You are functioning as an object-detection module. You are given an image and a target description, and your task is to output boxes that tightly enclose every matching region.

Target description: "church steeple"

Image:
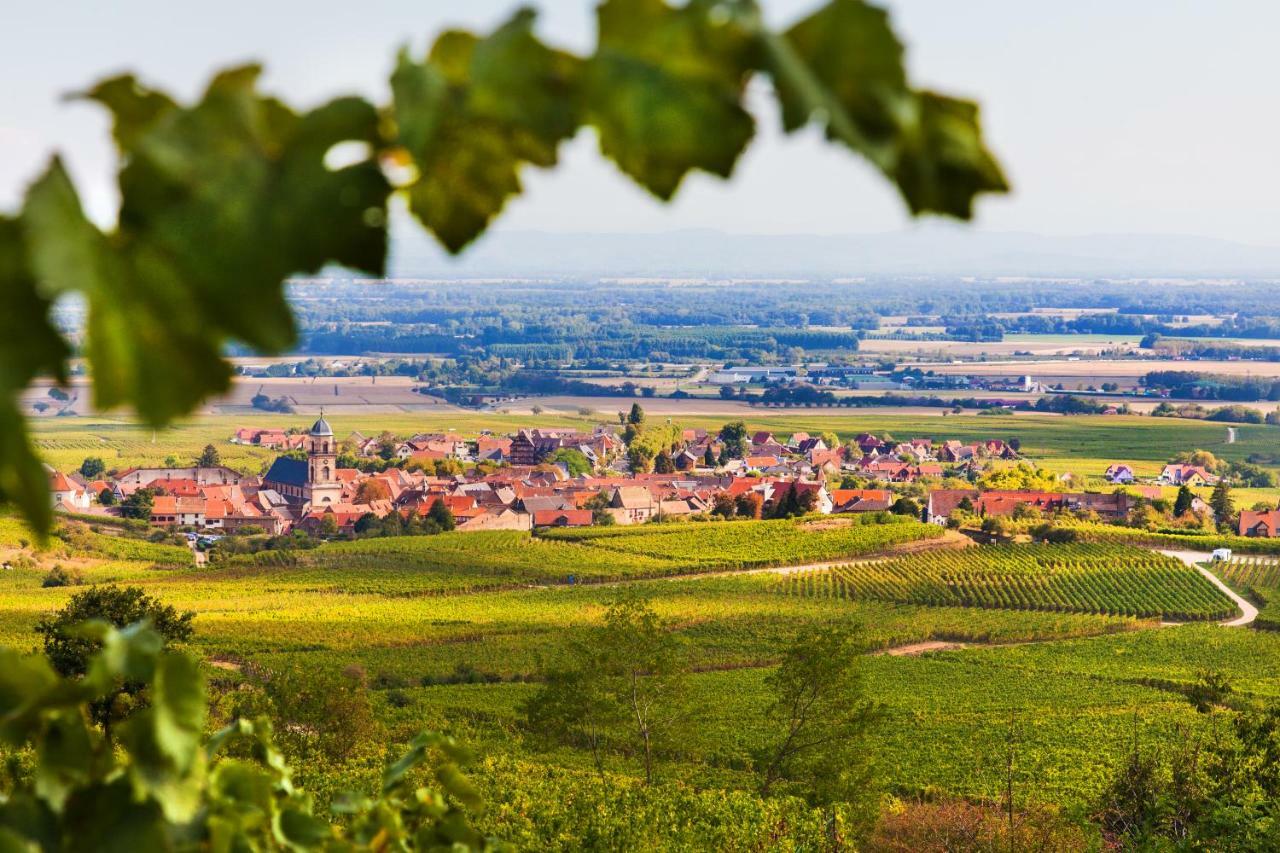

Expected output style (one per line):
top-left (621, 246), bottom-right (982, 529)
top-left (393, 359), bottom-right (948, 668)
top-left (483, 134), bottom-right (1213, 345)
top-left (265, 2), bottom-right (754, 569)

top-left (305, 409), bottom-right (341, 506)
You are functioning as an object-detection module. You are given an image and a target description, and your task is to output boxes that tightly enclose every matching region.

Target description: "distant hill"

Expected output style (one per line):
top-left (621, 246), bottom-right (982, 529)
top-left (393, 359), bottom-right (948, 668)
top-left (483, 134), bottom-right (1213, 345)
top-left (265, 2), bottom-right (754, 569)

top-left (387, 223), bottom-right (1280, 279)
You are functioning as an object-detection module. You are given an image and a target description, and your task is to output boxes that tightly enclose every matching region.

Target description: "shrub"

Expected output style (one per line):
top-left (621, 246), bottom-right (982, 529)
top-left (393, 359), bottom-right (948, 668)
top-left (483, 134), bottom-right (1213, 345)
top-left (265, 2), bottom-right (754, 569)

top-left (40, 563), bottom-right (83, 588)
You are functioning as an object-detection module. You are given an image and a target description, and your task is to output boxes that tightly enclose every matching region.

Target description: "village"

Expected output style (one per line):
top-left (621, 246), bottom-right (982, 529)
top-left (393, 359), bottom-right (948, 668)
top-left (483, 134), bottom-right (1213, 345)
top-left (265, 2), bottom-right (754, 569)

top-left (41, 406), bottom-right (1277, 543)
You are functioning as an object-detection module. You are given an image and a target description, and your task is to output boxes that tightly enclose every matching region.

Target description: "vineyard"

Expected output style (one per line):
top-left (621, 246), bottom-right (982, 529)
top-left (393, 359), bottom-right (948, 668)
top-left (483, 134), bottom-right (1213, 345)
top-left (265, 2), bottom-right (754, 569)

top-left (221, 517), bottom-right (948, 594)
top-left (1062, 521), bottom-right (1280, 555)
top-left (1216, 556), bottom-right (1280, 631)
top-left (539, 515), bottom-right (944, 571)
top-left (1217, 555), bottom-right (1280, 590)
top-left (781, 544), bottom-right (1237, 621)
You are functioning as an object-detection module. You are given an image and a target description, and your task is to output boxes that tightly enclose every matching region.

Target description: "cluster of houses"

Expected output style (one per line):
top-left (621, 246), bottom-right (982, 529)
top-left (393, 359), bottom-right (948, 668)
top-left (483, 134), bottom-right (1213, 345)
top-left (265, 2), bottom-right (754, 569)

top-left (46, 419), bottom-right (1034, 537)
top-left (1104, 462), bottom-right (1220, 487)
top-left (52, 416), bottom-right (1278, 540)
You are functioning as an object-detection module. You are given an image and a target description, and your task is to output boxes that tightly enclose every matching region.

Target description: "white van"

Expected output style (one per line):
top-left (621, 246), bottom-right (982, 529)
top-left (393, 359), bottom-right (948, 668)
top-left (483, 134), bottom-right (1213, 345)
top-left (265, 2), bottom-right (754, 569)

top-left (1211, 548), bottom-right (1232, 562)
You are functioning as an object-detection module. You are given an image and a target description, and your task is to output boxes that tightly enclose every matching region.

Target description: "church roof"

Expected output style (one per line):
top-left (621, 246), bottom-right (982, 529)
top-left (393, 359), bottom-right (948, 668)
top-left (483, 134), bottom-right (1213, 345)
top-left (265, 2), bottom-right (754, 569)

top-left (263, 456), bottom-right (308, 488)
top-left (310, 416), bottom-right (333, 437)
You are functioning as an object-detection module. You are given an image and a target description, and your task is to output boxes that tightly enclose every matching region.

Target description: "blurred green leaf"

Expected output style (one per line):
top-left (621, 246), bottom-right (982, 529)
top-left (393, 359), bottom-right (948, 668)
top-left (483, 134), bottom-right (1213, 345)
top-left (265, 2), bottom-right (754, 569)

top-left (274, 806), bottom-right (334, 847)
top-left (34, 712), bottom-right (95, 812)
top-left (394, 9), bottom-right (583, 253)
top-left (150, 652), bottom-right (206, 771)
top-left (587, 0), bottom-right (756, 199)
top-left (0, 826), bottom-right (35, 853)
top-left (80, 620), bottom-right (163, 690)
top-left (118, 653), bottom-right (207, 822)
top-left (0, 650), bottom-right (59, 745)
top-left (0, 216), bottom-right (68, 537)
top-left (22, 69), bottom-right (389, 426)
top-left (76, 75), bottom-right (177, 151)
top-left (0, 794), bottom-right (58, 851)
top-left (895, 91), bottom-right (1009, 219)
top-left (765, 0), bottom-right (1006, 217)
top-left (60, 779), bottom-right (168, 853)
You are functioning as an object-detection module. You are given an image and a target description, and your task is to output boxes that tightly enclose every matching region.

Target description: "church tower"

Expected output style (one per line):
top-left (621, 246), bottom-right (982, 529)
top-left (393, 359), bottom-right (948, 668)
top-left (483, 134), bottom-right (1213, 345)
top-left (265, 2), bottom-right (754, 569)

top-left (305, 412), bottom-right (342, 506)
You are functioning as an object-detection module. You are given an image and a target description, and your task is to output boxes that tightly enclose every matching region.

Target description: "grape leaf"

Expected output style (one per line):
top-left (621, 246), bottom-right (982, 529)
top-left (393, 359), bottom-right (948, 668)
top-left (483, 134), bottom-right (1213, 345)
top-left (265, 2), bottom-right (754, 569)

top-left (0, 216), bottom-right (68, 537)
top-left (587, 0), bottom-right (756, 200)
top-left (22, 69), bottom-right (390, 426)
top-left (393, 9), bottom-right (582, 253)
top-left (894, 91), bottom-right (1009, 219)
top-left (767, 0), bottom-right (1007, 217)
top-left (74, 75), bottom-right (176, 151)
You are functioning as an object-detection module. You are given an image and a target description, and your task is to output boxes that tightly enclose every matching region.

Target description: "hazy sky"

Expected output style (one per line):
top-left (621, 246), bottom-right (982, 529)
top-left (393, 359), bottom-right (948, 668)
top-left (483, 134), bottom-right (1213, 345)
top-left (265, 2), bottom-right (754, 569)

top-left (5, 1), bottom-right (1280, 245)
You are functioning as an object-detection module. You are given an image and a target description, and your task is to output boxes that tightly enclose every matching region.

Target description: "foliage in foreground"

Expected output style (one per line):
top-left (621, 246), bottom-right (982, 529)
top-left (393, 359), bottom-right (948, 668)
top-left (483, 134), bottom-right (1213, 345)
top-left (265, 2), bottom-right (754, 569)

top-left (0, 0), bottom-right (1007, 535)
top-left (1093, 694), bottom-right (1280, 849)
top-left (0, 622), bottom-right (495, 850)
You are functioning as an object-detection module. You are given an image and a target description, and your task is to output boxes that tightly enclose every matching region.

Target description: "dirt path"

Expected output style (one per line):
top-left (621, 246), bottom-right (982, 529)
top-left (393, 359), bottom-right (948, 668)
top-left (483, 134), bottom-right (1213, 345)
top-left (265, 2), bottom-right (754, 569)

top-left (1158, 549), bottom-right (1258, 627)
top-left (873, 641), bottom-right (969, 657)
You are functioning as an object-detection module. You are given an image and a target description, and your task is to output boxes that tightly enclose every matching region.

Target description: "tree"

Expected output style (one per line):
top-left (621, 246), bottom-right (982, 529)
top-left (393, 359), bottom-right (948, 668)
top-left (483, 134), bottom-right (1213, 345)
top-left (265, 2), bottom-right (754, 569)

top-left (719, 421), bottom-right (748, 459)
top-left (703, 445), bottom-right (717, 468)
top-left (98, 487), bottom-right (116, 506)
top-left (196, 443), bottom-right (221, 467)
top-left (890, 497), bottom-right (920, 518)
top-left (1210, 479), bottom-right (1234, 527)
top-left (353, 511), bottom-right (382, 535)
top-left (1173, 485), bottom-right (1194, 517)
top-left (820, 431), bottom-right (840, 451)
top-left (427, 497), bottom-right (457, 531)
top-left (319, 513), bottom-right (340, 537)
top-left (758, 625), bottom-right (880, 822)
top-left (978, 462), bottom-right (1061, 492)
top-left (628, 403), bottom-right (646, 426)
top-left (526, 597), bottom-right (687, 785)
top-left (771, 484), bottom-right (815, 519)
top-left (584, 491), bottom-right (616, 526)
top-left (265, 663), bottom-right (382, 763)
top-left (711, 493), bottom-right (737, 518)
top-left (736, 492), bottom-right (764, 519)
top-left (628, 446), bottom-right (655, 474)
top-left (522, 647), bottom-right (622, 777)
top-left (597, 597), bottom-right (687, 784)
top-left (0, 3), bottom-right (1005, 536)
top-left (550, 447), bottom-right (592, 476)
top-left (1173, 449), bottom-right (1221, 472)
top-left (120, 486), bottom-right (155, 520)
top-left (377, 431), bottom-right (398, 461)
top-left (34, 585), bottom-right (194, 726)
top-left (355, 478), bottom-right (391, 504)
top-left (79, 456), bottom-right (105, 478)
top-left (653, 449), bottom-right (675, 474)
